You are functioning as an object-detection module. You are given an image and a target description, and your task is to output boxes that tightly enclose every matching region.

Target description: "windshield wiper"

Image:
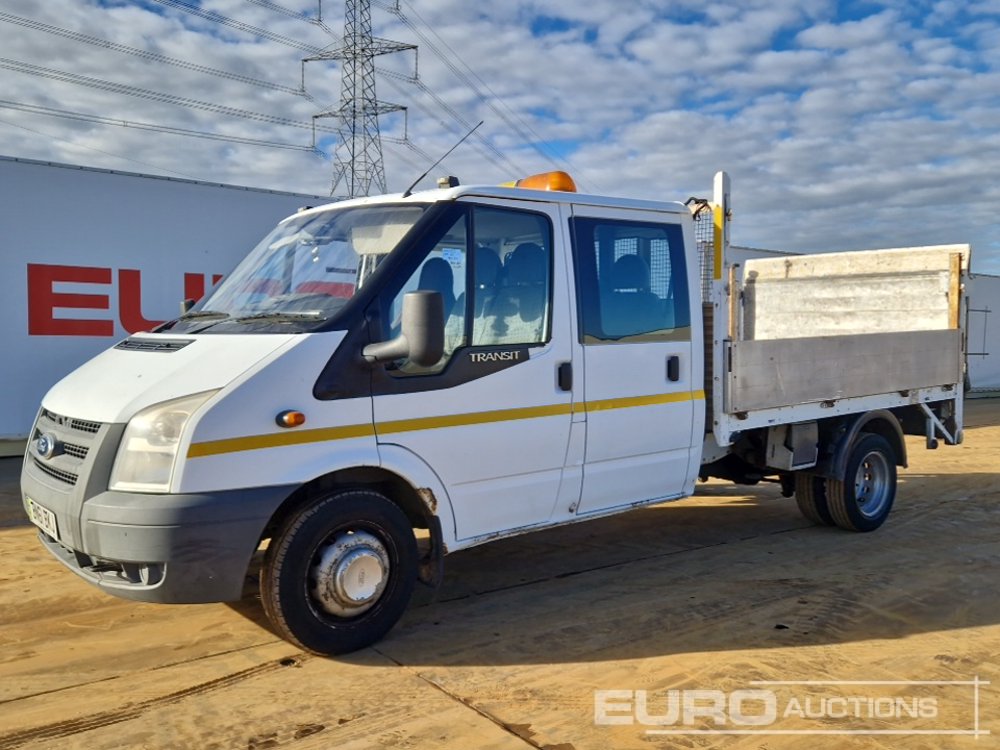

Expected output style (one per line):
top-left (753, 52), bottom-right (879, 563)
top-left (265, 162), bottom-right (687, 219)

top-left (179, 309), bottom-right (230, 320)
top-left (233, 311), bottom-right (325, 323)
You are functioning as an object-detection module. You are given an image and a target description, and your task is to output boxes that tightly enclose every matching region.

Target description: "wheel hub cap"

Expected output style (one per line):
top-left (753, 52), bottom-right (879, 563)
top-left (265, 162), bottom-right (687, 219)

top-left (311, 531), bottom-right (390, 617)
top-left (854, 451), bottom-right (890, 519)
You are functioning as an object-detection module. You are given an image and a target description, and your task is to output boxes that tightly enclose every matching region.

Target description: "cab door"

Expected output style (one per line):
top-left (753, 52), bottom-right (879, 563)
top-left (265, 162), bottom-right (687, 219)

top-left (369, 199), bottom-right (575, 541)
top-left (569, 205), bottom-right (702, 515)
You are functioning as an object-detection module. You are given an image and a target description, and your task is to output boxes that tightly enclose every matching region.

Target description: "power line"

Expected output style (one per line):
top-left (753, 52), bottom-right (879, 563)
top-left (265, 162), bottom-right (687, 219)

top-left (0, 115), bottom-right (203, 179)
top-left (0, 11), bottom-right (304, 96)
top-left (1, 1), bottom-right (501, 188)
top-left (383, 0), bottom-right (596, 189)
top-left (0, 99), bottom-right (321, 151)
top-left (151, 0), bottom-right (319, 52)
top-left (0, 57), bottom-right (337, 133)
top-left (375, 68), bottom-right (516, 172)
top-left (235, 0), bottom-right (511, 190)
top-left (0, 56), bottom-right (425, 165)
top-left (152, 0), bottom-right (443, 175)
top-left (150, 0), bottom-right (514, 178)
top-left (243, 0), bottom-right (336, 36)
top-left (266, 0), bottom-right (525, 175)
top-left (243, 0), bottom-right (314, 22)
top-left (375, 4), bottom-right (551, 158)
top-left (237, 0), bottom-right (520, 173)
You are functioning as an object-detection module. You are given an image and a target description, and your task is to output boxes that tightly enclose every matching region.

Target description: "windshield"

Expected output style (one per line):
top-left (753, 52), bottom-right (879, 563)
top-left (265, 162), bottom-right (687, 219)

top-left (187, 204), bottom-right (426, 327)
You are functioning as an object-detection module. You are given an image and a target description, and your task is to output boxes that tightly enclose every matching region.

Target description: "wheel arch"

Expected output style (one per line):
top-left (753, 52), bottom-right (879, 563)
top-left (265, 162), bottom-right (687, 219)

top-left (258, 457), bottom-right (453, 587)
top-left (819, 409), bottom-right (907, 480)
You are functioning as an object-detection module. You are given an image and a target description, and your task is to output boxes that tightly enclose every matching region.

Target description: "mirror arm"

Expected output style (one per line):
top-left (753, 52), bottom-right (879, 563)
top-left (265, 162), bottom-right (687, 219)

top-left (361, 290), bottom-right (444, 368)
top-left (362, 336), bottom-right (410, 364)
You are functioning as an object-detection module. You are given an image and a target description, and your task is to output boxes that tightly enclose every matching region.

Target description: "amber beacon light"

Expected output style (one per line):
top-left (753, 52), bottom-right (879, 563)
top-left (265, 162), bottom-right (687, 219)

top-left (502, 171), bottom-right (577, 192)
top-left (276, 410), bottom-right (306, 428)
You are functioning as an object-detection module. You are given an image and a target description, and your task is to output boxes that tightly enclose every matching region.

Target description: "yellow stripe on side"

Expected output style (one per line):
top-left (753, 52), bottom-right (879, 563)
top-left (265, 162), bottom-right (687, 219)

top-left (187, 422), bottom-right (375, 458)
top-left (379, 402), bottom-right (572, 435)
top-left (186, 390), bottom-right (706, 458)
top-left (584, 390), bottom-right (705, 413)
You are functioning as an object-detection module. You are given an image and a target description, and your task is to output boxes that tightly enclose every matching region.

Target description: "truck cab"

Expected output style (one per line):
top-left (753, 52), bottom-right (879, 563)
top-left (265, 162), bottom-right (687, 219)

top-left (22, 172), bottom-right (708, 654)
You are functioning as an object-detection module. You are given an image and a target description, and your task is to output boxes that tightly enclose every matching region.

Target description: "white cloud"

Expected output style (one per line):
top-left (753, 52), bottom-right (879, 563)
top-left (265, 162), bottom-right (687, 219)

top-left (797, 10), bottom-right (903, 49)
top-left (0, 0), bottom-right (998, 273)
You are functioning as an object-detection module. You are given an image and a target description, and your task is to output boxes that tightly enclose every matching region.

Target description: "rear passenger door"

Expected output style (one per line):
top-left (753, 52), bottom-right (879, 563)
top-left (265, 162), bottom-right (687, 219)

top-left (570, 206), bottom-right (701, 515)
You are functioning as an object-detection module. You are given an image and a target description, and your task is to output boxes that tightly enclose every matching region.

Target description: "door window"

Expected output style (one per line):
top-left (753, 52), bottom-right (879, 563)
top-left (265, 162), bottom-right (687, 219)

top-left (385, 205), bottom-right (553, 376)
top-left (571, 217), bottom-right (690, 343)
top-left (389, 214), bottom-right (468, 374)
top-left (469, 207), bottom-right (552, 348)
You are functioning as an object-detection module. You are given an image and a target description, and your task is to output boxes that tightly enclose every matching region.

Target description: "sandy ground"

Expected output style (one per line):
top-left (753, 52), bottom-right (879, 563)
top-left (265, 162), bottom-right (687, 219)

top-left (0, 401), bottom-right (997, 750)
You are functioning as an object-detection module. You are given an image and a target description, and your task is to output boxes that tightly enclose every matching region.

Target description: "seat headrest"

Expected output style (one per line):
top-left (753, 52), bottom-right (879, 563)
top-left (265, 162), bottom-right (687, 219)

top-left (418, 257), bottom-right (454, 296)
top-left (611, 254), bottom-right (650, 291)
top-left (475, 246), bottom-right (502, 288)
top-left (505, 242), bottom-right (546, 286)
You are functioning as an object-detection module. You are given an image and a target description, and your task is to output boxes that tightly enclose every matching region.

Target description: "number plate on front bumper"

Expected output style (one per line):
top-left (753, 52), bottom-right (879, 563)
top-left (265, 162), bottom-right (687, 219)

top-left (26, 497), bottom-right (59, 540)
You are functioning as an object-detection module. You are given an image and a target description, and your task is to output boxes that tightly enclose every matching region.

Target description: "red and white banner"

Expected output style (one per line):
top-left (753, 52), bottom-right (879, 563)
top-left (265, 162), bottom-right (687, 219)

top-left (1, 156), bottom-right (325, 446)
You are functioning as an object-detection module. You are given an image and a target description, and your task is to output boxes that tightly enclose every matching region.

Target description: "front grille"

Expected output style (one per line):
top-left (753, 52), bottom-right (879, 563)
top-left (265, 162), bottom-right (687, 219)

top-left (32, 456), bottom-right (78, 485)
top-left (40, 409), bottom-right (102, 435)
top-left (63, 442), bottom-right (89, 460)
top-left (31, 409), bottom-right (107, 489)
top-left (69, 418), bottom-right (101, 434)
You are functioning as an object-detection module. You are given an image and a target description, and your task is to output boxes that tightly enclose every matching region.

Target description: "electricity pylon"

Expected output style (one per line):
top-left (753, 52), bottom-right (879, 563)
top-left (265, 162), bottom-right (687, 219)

top-left (305, 0), bottom-right (414, 197)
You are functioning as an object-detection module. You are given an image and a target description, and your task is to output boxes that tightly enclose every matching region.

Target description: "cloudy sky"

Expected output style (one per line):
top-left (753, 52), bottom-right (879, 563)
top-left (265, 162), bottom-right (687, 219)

top-left (1, 0), bottom-right (998, 273)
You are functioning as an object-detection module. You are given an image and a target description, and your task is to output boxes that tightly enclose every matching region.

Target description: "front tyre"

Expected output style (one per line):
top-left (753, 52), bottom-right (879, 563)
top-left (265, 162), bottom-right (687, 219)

top-left (260, 489), bottom-right (418, 655)
top-left (826, 434), bottom-right (897, 532)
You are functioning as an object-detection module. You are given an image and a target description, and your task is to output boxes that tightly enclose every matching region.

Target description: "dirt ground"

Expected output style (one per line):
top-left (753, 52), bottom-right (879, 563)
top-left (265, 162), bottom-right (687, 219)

top-left (0, 400), bottom-right (997, 750)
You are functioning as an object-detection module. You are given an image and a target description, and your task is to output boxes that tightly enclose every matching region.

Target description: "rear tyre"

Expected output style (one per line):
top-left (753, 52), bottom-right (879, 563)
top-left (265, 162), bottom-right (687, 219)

top-left (794, 473), bottom-right (834, 526)
top-left (826, 434), bottom-right (897, 532)
top-left (260, 489), bottom-right (418, 655)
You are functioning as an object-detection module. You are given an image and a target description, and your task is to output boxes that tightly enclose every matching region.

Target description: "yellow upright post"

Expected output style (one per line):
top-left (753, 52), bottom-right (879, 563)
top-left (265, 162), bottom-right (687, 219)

top-left (712, 171), bottom-right (730, 281)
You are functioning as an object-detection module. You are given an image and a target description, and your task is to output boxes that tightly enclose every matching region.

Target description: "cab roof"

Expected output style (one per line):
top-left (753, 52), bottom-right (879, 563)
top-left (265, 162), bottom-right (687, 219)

top-left (291, 181), bottom-right (690, 221)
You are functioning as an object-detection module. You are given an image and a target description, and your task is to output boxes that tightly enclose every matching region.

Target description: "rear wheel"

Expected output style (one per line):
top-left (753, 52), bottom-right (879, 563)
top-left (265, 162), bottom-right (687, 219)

top-left (794, 473), bottom-right (834, 526)
top-left (826, 434), bottom-right (897, 532)
top-left (260, 489), bottom-right (418, 655)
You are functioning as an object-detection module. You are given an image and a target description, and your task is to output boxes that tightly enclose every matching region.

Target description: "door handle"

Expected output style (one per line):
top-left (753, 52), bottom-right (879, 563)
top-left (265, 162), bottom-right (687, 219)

top-left (558, 362), bottom-right (573, 391)
top-left (667, 355), bottom-right (680, 382)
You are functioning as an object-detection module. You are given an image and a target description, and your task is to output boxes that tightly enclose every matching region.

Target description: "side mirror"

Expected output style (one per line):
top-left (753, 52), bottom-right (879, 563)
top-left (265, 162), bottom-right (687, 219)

top-left (363, 290), bottom-right (444, 367)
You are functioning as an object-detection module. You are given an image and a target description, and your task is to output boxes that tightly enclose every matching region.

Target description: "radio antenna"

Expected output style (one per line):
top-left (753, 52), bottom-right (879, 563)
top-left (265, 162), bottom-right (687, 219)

top-left (401, 121), bottom-right (484, 198)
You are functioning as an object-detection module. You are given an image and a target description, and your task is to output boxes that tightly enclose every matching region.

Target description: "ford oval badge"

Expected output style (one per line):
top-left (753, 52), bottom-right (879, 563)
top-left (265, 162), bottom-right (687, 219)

top-left (35, 432), bottom-right (59, 460)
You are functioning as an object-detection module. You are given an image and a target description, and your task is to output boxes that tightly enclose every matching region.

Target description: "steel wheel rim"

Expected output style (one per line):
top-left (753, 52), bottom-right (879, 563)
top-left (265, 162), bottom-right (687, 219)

top-left (854, 450), bottom-right (891, 519)
top-left (309, 530), bottom-right (390, 618)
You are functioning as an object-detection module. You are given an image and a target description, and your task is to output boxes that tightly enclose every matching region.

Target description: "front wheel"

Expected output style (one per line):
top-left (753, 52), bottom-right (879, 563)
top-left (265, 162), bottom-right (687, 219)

top-left (826, 434), bottom-right (897, 532)
top-left (260, 489), bottom-right (418, 655)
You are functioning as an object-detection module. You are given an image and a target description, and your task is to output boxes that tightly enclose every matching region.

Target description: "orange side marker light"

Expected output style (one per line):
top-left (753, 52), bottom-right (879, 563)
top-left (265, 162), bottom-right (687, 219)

top-left (276, 410), bottom-right (306, 428)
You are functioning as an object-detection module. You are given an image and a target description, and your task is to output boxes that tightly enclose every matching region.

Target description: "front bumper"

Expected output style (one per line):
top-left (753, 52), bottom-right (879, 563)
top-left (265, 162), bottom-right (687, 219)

top-left (24, 467), bottom-right (296, 603)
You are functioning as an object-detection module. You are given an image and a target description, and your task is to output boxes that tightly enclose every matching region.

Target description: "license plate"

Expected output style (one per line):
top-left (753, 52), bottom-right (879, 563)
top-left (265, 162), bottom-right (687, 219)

top-left (26, 497), bottom-right (59, 540)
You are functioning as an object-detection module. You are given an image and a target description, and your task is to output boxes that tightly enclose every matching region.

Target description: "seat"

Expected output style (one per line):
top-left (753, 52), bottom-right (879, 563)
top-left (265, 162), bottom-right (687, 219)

top-left (603, 254), bottom-right (667, 337)
top-left (446, 246), bottom-right (504, 351)
top-left (417, 257), bottom-right (456, 315)
top-left (472, 246), bottom-right (502, 313)
top-left (468, 246), bottom-right (503, 345)
top-left (483, 242), bottom-right (547, 344)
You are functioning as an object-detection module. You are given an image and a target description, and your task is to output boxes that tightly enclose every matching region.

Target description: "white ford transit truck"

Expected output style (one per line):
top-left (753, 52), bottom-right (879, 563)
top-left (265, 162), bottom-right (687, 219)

top-left (21, 171), bottom-right (968, 654)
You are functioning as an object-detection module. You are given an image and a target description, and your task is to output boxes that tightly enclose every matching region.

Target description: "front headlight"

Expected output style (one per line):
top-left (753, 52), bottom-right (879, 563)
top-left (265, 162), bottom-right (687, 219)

top-left (109, 391), bottom-right (218, 493)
